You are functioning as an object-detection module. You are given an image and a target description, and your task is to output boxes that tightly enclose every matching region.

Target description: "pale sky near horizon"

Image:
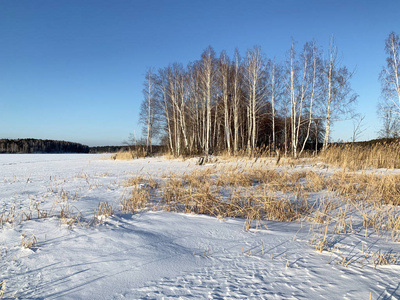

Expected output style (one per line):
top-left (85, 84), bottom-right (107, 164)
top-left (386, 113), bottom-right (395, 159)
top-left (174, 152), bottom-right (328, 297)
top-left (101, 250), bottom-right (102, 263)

top-left (0, 0), bottom-right (399, 146)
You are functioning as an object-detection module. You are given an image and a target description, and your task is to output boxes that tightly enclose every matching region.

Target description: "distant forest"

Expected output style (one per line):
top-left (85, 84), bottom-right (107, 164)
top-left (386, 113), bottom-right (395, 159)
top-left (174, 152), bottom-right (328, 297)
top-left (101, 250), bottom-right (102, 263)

top-left (0, 139), bottom-right (90, 153)
top-left (90, 145), bottom-right (165, 153)
top-left (0, 139), bottom-right (166, 154)
top-left (89, 146), bottom-right (130, 153)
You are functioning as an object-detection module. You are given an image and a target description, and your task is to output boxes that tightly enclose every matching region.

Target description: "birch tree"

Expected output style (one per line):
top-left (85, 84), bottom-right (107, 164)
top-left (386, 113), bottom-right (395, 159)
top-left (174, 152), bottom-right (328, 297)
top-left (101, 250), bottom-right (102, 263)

top-left (285, 40), bottom-right (323, 157)
top-left (268, 59), bottom-right (278, 152)
top-left (287, 41), bottom-right (300, 157)
top-left (244, 46), bottom-right (266, 151)
top-left (322, 37), bottom-right (357, 150)
top-left (139, 68), bottom-right (157, 153)
top-left (377, 102), bottom-right (400, 138)
top-left (156, 68), bottom-right (174, 154)
top-left (199, 46), bottom-right (216, 156)
top-left (218, 50), bottom-right (231, 153)
top-left (380, 32), bottom-right (400, 124)
top-left (298, 41), bottom-right (321, 157)
top-left (285, 41), bottom-right (309, 158)
top-left (232, 48), bottom-right (243, 153)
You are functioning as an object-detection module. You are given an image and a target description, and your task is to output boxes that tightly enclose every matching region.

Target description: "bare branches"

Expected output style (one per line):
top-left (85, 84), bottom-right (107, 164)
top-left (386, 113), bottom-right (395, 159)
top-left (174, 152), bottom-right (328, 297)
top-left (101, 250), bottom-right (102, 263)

top-left (352, 114), bottom-right (366, 143)
top-left (322, 37), bottom-right (358, 150)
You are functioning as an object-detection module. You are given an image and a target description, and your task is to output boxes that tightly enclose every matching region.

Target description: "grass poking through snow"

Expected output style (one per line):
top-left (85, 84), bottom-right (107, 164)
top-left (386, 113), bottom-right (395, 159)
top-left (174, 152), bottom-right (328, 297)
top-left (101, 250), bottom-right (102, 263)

top-left (121, 156), bottom-right (400, 268)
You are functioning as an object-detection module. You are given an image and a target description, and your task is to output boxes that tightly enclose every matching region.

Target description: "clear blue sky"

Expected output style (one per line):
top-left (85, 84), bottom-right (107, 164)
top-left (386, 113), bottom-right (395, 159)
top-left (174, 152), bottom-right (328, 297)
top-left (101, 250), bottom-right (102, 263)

top-left (0, 0), bottom-right (399, 146)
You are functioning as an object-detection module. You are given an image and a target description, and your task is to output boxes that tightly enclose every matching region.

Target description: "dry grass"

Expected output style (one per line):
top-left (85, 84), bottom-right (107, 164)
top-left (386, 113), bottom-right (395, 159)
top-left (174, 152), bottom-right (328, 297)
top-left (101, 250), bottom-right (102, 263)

top-left (216, 146), bottom-right (277, 160)
top-left (0, 204), bottom-right (16, 228)
top-left (125, 176), bottom-right (159, 189)
top-left (94, 202), bottom-right (114, 224)
top-left (333, 172), bottom-right (400, 206)
top-left (0, 280), bottom-right (5, 300)
top-left (371, 251), bottom-right (398, 268)
top-left (121, 186), bottom-right (150, 213)
top-left (112, 151), bottom-right (134, 160)
top-left (311, 222), bottom-right (330, 253)
top-left (59, 204), bottom-right (84, 229)
top-left (111, 148), bottom-right (147, 160)
top-left (320, 142), bottom-right (400, 170)
top-left (123, 165), bottom-right (400, 240)
top-left (130, 167), bottom-right (315, 227)
top-left (21, 233), bottom-right (38, 250)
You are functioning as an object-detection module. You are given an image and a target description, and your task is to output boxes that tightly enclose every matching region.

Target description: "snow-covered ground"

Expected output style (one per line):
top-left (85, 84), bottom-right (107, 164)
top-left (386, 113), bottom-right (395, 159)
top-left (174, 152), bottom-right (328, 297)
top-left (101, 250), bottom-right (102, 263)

top-left (0, 154), bottom-right (399, 299)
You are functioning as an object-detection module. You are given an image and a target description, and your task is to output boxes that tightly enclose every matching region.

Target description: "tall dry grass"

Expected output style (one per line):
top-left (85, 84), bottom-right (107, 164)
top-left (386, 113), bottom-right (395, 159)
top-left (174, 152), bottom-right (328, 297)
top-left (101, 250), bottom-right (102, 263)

top-left (121, 186), bottom-right (151, 213)
top-left (111, 147), bottom-right (148, 160)
top-left (319, 142), bottom-right (400, 170)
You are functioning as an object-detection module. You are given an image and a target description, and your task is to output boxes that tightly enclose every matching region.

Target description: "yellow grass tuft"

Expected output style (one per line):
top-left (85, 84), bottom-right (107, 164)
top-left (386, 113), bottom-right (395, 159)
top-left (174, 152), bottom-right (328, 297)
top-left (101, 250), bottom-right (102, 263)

top-left (0, 280), bottom-right (6, 299)
top-left (372, 251), bottom-right (398, 268)
top-left (59, 204), bottom-right (84, 229)
top-left (94, 202), bottom-right (114, 224)
top-left (21, 233), bottom-right (38, 249)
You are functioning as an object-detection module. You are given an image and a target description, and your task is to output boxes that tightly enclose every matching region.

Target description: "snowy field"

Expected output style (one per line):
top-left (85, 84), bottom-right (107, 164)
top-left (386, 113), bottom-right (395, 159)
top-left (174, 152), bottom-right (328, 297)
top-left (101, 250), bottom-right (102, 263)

top-left (1, 154), bottom-right (400, 299)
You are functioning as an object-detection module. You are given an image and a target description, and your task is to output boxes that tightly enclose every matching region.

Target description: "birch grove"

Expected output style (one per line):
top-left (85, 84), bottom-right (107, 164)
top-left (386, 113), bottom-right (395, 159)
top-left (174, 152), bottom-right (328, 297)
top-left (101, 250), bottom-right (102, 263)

top-left (139, 40), bottom-right (356, 157)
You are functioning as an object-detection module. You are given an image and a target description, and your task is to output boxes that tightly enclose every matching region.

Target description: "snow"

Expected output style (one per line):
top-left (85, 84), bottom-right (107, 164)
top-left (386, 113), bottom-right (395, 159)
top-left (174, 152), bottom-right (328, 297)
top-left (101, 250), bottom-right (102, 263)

top-left (1, 154), bottom-right (400, 299)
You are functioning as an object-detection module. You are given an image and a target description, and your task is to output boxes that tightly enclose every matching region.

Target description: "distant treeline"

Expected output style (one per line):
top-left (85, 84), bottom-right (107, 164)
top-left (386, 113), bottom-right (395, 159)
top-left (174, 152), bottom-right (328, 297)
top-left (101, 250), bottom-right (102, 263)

top-left (90, 146), bottom-right (130, 153)
top-left (90, 145), bottom-right (165, 154)
top-left (0, 139), bottom-right (90, 153)
top-left (330, 138), bottom-right (400, 148)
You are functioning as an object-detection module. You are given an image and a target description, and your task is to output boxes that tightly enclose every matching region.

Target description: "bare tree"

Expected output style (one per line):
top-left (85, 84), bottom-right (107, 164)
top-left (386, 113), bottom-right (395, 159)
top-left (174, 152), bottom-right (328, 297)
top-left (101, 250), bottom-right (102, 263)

top-left (287, 42), bottom-right (317, 158)
top-left (244, 46), bottom-right (266, 151)
top-left (186, 62), bottom-right (202, 153)
top-left (377, 102), bottom-right (400, 138)
top-left (298, 41), bottom-right (321, 157)
top-left (167, 64), bottom-right (192, 155)
top-left (218, 50), bottom-right (231, 153)
top-left (351, 114), bottom-right (366, 142)
top-left (139, 68), bottom-right (157, 153)
top-left (199, 46), bottom-right (217, 156)
top-left (288, 41), bottom-right (298, 157)
top-left (232, 48), bottom-right (243, 153)
top-left (267, 59), bottom-right (284, 152)
top-left (322, 37), bottom-right (358, 150)
top-left (380, 32), bottom-right (400, 122)
top-left (156, 68), bottom-right (174, 154)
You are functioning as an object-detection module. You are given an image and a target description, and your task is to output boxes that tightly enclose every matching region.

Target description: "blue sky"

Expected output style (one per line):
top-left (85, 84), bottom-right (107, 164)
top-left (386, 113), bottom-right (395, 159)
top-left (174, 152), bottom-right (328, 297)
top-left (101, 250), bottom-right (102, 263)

top-left (0, 0), bottom-right (399, 146)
